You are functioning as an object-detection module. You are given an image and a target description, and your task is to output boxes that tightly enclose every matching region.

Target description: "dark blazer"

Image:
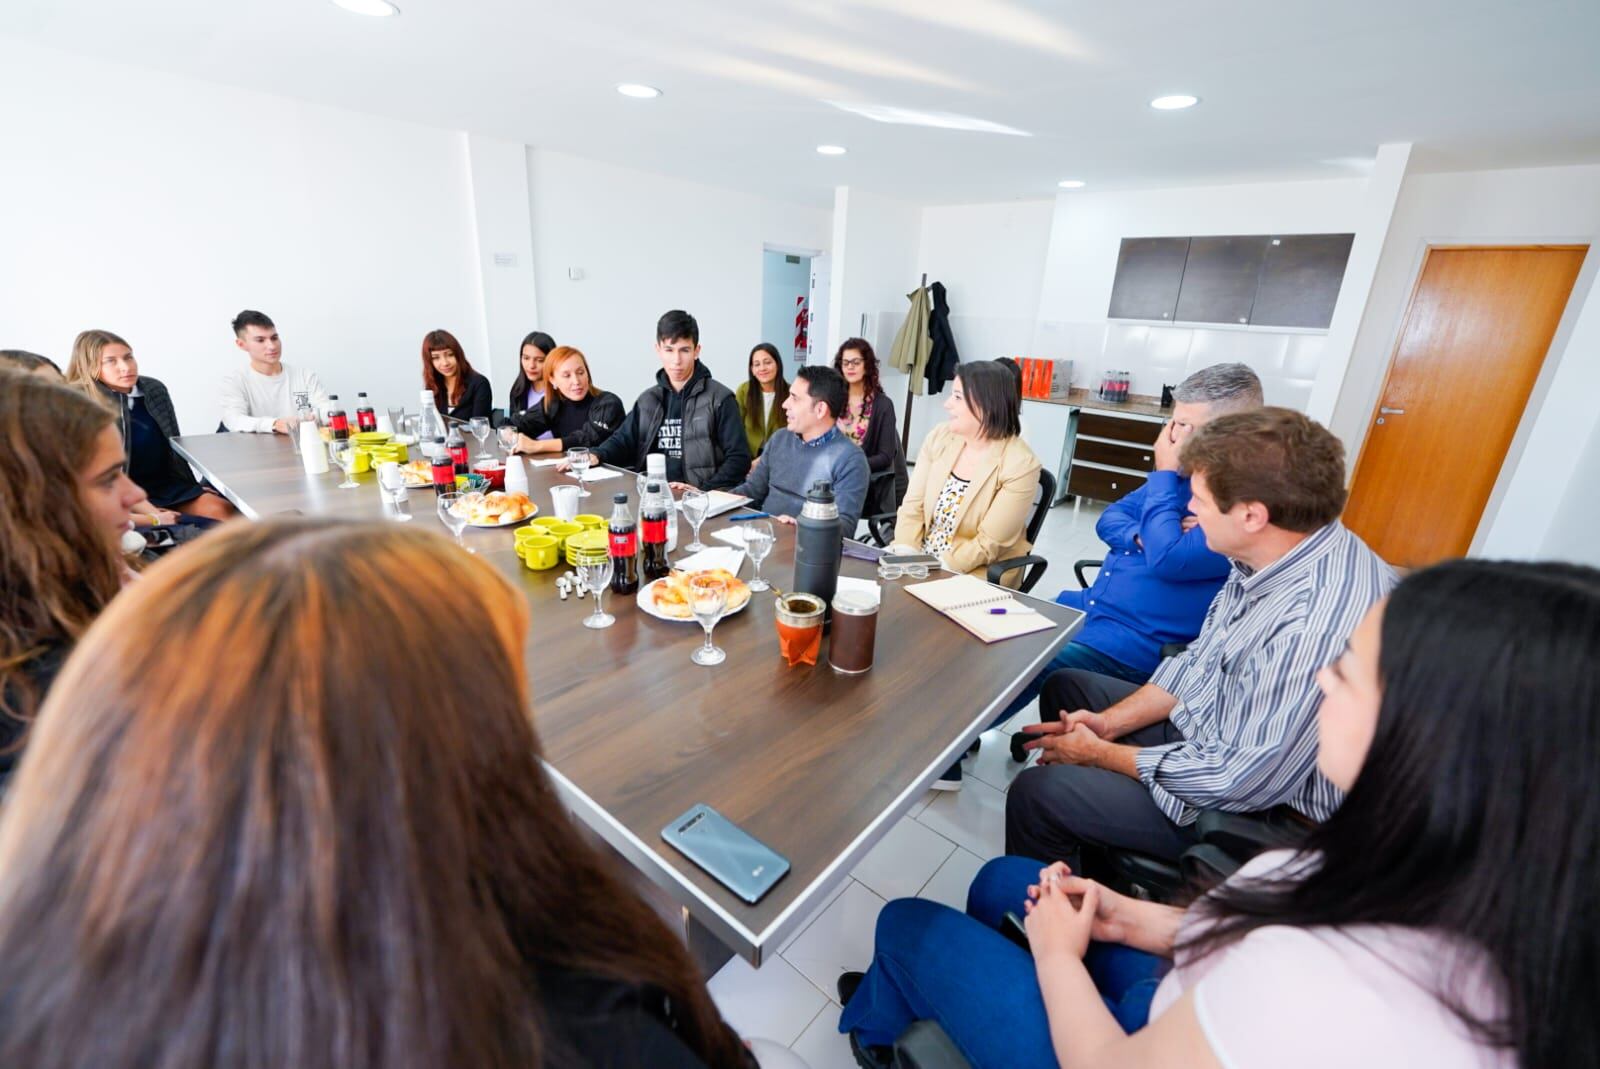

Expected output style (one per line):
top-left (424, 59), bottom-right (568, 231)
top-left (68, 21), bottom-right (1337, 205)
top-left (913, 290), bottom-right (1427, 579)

top-left (858, 389), bottom-right (910, 517)
top-left (926, 281), bottom-right (960, 394)
top-left (0, 640), bottom-right (66, 792)
top-left (509, 391), bottom-right (626, 450)
top-left (96, 377), bottom-right (194, 493)
top-left (436, 371), bottom-right (494, 422)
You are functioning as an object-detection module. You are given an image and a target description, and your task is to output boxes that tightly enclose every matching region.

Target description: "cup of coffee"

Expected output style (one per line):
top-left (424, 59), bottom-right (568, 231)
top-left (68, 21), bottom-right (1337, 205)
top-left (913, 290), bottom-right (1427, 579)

top-left (775, 592), bottom-right (826, 667)
top-left (550, 484), bottom-right (580, 521)
top-left (828, 591), bottom-right (879, 674)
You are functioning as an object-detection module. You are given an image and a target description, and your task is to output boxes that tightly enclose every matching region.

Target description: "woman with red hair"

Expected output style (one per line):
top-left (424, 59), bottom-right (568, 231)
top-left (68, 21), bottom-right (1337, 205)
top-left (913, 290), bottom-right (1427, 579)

top-left (421, 329), bottom-right (493, 422)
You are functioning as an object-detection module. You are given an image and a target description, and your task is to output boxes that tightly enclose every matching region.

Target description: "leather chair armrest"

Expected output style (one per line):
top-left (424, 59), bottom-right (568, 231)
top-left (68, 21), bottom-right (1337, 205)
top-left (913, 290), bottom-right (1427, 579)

top-left (893, 1020), bottom-right (973, 1069)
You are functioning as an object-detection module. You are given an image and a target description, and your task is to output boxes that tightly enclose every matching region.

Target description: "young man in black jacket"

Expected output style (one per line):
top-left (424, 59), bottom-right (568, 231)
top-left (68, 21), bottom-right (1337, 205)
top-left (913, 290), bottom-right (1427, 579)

top-left (585, 310), bottom-right (751, 491)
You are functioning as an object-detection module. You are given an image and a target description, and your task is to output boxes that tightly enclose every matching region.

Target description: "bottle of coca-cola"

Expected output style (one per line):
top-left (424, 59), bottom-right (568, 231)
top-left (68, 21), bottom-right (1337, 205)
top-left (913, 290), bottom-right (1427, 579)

top-left (608, 492), bottom-right (640, 596)
top-left (326, 395), bottom-right (350, 441)
top-left (446, 425), bottom-right (469, 474)
top-left (640, 480), bottom-right (671, 583)
top-left (429, 437), bottom-right (455, 495)
top-left (355, 392), bottom-right (377, 433)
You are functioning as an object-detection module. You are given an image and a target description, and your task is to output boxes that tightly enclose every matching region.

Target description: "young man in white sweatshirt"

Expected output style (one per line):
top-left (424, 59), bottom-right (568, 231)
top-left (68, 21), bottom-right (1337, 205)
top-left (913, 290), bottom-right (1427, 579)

top-left (219, 310), bottom-right (328, 434)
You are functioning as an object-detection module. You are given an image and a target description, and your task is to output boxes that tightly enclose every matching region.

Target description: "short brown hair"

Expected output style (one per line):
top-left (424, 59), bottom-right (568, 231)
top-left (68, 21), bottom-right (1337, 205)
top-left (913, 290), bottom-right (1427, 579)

top-left (1181, 407), bottom-right (1347, 532)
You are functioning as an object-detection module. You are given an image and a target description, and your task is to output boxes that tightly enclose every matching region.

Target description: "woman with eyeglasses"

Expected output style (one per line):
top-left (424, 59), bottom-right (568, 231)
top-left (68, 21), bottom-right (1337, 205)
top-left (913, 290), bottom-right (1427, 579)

top-left (833, 338), bottom-right (908, 516)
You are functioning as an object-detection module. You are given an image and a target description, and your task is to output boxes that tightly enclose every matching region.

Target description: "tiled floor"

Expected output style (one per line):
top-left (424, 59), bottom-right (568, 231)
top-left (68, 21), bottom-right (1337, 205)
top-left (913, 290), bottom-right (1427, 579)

top-left (710, 500), bottom-right (1107, 1067)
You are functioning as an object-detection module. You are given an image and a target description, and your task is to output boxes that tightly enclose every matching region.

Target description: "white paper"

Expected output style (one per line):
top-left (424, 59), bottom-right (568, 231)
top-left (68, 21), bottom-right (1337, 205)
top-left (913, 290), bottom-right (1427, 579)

top-left (710, 527), bottom-right (748, 547)
top-left (571, 466), bottom-right (623, 482)
top-left (672, 546), bottom-right (746, 576)
top-left (836, 575), bottom-right (882, 607)
top-left (528, 457), bottom-right (563, 468)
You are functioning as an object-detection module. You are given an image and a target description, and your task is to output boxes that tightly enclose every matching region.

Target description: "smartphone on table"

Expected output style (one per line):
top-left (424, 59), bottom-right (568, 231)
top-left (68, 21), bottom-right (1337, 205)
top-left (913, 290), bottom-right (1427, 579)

top-left (661, 804), bottom-right (790, 905)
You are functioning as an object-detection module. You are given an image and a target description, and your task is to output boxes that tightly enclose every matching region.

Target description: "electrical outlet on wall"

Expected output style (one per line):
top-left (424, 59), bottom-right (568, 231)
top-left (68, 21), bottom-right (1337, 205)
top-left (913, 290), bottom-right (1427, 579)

top-left (567, 266), bottom-right (585, 281)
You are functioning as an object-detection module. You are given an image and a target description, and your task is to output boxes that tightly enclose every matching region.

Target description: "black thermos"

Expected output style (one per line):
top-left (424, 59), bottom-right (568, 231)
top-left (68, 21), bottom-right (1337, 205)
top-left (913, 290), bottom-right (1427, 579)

top-left (794, 479), bottom-right (842, 617)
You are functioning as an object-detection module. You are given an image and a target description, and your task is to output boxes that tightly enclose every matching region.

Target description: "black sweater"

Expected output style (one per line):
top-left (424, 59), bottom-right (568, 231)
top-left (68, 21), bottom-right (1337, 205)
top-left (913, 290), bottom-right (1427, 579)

top-left (436, 371), bottom-right (494, 422)
top-left (509, 391), bottom-right (626, 450)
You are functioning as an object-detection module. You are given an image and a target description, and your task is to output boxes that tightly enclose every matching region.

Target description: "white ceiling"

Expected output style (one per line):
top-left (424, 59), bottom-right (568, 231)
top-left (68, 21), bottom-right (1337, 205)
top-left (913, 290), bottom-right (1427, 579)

top-left (6, 0), bottom-right (1600, 207)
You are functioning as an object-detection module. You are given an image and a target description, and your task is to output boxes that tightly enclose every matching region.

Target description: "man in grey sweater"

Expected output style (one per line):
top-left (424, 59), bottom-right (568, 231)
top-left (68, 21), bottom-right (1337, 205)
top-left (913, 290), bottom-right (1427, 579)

top-left (731, 365), bottom-right (870, 535)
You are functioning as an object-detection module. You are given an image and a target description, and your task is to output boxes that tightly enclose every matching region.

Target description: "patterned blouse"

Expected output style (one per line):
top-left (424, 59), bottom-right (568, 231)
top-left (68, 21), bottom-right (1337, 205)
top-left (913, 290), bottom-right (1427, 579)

top-left (922, 474), bottom-right (970, 558)
top-left (838, 390), bottom-right (873, 447)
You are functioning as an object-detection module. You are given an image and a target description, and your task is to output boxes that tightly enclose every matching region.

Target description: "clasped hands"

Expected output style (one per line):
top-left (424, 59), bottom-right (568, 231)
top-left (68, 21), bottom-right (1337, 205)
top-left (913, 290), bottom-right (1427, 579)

top-left (1022, 861), bottom-right (1128, 963)
top-left (1017, 709), bottom-right (1114, 767)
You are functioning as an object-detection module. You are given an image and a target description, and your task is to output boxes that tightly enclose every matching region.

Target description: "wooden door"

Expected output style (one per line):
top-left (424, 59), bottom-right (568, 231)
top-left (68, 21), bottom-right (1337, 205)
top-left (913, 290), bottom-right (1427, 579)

top-left (1344, 245), bottom-right (1588, 566)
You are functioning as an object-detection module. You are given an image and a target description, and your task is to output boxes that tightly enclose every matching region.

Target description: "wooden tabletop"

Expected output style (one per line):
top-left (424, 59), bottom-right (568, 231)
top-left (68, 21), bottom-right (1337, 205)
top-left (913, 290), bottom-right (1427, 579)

top-left (173, 433), bottom-right (1082, 961)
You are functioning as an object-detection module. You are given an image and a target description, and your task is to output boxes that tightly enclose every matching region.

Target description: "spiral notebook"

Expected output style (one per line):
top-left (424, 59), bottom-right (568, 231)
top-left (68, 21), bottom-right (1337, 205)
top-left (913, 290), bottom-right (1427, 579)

top-left (903, 574), bottom-right (1056, 643)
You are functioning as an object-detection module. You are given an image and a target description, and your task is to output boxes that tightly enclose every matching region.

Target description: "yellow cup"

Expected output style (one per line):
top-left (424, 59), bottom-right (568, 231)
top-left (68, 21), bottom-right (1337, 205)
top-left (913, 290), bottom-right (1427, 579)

top-left (519, 535), bottom-right (560, 570)
top-left (350, 448), bottom-right (373, 474)
top-left (528, 515), bottom-right (560, 531)
top-left (543, 521), bottom-right (584, 549)
top-left (514, 527), bottom-right (544, 548)
top-left (573, 513), bottom-right (607, 531)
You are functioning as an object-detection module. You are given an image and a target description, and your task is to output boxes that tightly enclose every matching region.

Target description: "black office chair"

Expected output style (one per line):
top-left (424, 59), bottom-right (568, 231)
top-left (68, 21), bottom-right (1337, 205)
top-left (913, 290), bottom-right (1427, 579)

top-left (984, 467), bottom-right (1057, 594)
top-left (893, 1021), bottom-right (971, 1069)
top-left (859, 468), bottom-right (899, 541)
top-left (489, 406), bottom-right (507, 429)
top-left (1107, 808), bottom-right (1312, 901)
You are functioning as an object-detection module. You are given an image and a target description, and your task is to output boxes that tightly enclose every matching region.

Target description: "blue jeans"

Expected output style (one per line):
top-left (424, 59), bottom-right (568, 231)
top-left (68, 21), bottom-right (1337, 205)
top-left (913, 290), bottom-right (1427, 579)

top-left (1000, 640), bottom-right (1149, 724)
top-left (839, 857), bottom-right (1168, 1068)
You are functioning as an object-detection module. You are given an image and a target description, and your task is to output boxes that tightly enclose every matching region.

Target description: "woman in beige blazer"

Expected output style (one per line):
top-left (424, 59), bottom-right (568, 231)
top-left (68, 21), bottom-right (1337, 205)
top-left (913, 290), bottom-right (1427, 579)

top-left (894, 361), bottom-right (1041, 583)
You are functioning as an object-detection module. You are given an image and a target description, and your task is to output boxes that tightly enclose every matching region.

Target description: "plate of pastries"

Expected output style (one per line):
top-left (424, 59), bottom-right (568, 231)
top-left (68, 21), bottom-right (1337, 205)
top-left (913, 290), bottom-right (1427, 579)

top-left (401, 459), bottom-right (435, 487)
top-left (636, 567), bottom-right (752, 622)
top-left (451, 491), bottom-right (538, 527)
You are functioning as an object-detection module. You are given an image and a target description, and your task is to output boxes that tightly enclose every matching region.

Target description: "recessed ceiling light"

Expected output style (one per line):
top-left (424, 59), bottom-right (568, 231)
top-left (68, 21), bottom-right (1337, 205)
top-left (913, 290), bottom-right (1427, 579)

top-left (616, 83), bottom-right (662, 99)
top-left (331, 0), bottom-right (399, 15)
top-left (1150, 94), bottom-right (1199, 111)
top-left (816, 145), bottom-right (847, 156)
top-left (1057, 179), bottom-right (1086, 189)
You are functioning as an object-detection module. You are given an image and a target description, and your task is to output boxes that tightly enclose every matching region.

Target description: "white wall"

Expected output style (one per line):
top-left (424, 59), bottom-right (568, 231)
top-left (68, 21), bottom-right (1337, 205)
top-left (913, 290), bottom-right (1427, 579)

top-left (1329, 163), bottom-right (1600, 558)
top-left (826, 187), bottom-right (923, 367)
top-left (1544, 415), bottom-right (1600, 566)
top-left (759, 250), bottom-right (810, 366)
top-left (0, 39), bottom-right (489, 425)
top-left (527, 149), bottom-right (831, 407)
top-left (464, 133), bottom-right (541, 394)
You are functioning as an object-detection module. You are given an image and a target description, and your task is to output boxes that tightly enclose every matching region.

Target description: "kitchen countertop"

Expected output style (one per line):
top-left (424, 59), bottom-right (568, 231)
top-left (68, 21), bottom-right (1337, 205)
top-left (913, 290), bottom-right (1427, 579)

top-left (1024, 387), bottom-right (1171, 420)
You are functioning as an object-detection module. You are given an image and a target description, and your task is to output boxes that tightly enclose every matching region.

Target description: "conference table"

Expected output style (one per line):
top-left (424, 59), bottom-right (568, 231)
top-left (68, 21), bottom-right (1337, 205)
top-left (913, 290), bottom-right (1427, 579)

top-left (172, 432), bottom-right (1082, 965)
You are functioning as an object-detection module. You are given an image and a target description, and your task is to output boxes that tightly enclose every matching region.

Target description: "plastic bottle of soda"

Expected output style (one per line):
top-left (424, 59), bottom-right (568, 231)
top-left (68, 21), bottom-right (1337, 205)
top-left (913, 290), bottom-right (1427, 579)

top-left (640, 480), bottom-right (671, 583)
top-left (326, 395), bottom-right (350, 441)
top-left (446, 425), bottom-right (469, 474)
top-left (355, 392), bottom-right (377, 433)
top-left (608, 492), bottom-right (640, 596)
top-left (429, 437), bottom-right (455, 495)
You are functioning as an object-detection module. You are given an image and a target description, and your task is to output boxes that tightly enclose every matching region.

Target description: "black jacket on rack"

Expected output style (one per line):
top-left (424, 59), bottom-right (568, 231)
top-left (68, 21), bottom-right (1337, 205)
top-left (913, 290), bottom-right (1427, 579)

top-left (926, 281), bottom-right (960, 394)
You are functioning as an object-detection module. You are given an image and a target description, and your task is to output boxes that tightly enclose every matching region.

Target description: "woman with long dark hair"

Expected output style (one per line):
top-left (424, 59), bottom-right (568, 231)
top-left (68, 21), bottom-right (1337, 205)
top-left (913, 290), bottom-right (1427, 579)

top-left (840, 558), bottom-right (1599, 1069)
top-left (420, 328), bottom-right (493, 422)
top-left (65, 329), bottom-right (238, 521)
top-left (507, 330), bottom-right (557, 423)
top-left (0, 371), bottom-right (143, 790)
top-left (0, 519), bottom-right (757, 1069)
top-left (506, 346), bottom-right (625, 455)
top-left (833, 337), bottom-right (907, 515)
top-left (734, 342), bottom-right (788, 461)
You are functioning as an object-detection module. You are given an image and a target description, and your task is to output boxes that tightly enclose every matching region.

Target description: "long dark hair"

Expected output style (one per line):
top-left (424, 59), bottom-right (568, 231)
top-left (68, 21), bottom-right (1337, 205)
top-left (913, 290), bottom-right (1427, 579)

top-left (833, 337), bottom-right (881, 405)
top-left (1182, 559), bottom-right (1600, 1069)
top-left (420, 329), bottom-right (476, 407)
top-left (0, 519), bottom-right (749, 1069)
top-left (509, 331), bottom-right (557, 414)
top-left (744, 342), bottom-right (789, 435)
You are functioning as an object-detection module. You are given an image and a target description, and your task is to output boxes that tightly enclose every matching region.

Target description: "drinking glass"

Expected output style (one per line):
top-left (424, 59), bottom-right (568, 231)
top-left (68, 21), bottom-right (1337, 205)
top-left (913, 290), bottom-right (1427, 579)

top-left (689, 573), bottom-right (728, 666)
top-left (744, 520), bottom-right (775, 591)
top-left (567, 447), bottom-right (592, 498)
top-left (378, 464), bottom-right (413, 521)
top-left (436, 491), bottom-right (472, 551)
top-left (329, 439), bottom-right (360, 489)
top-left (468, 416), bottom-right (492, 461)
top-left (578, 556), bottom-right (615, 629)
top-left (681, 488), bottom-right (709, 552)
top-left (498, 424), bottom-right (521, 457)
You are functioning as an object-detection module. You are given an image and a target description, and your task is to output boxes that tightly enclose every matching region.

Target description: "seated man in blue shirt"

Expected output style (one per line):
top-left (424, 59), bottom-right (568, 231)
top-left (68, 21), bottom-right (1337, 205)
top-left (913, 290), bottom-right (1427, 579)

top-left (1002, 364), bottom-right (1263, 731)
top-left (730, 365), bottom-right (869, 534)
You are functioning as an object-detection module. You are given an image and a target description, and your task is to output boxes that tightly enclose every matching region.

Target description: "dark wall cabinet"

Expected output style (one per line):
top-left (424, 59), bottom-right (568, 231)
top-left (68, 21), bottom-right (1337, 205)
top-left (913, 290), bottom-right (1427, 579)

top-left (1108, 232), bottom-right (1353, 329)
top-left (1106, 237), bottom-right (1189, 321)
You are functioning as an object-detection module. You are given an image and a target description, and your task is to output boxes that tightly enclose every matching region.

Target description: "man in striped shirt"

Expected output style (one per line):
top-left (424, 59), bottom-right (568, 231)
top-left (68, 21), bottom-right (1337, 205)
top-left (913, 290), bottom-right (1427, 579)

top-left (1006, 408), bottom-right (1396, 877)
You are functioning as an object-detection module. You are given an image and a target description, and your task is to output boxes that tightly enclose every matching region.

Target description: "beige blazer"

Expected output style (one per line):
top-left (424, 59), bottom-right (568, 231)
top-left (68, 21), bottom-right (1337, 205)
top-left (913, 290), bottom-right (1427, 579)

top-left (894, 423), bottom-right (1042, 582)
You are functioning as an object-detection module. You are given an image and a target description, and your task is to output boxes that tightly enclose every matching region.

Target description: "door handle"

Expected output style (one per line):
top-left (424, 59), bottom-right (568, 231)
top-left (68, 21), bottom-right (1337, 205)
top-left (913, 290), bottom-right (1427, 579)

top-left (1379, 406), bottom-right (1405, 415)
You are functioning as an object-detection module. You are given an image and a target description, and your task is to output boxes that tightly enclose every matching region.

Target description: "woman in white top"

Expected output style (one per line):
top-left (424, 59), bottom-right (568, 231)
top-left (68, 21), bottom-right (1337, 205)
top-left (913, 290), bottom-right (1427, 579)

top-left (840, 558), bottom-right (1598, 1068)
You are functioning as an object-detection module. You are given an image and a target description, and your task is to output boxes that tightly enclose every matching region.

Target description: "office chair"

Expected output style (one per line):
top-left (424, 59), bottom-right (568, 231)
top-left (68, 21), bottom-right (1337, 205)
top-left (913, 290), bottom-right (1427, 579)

top-left (980, 467), bottom-right (1057, 594)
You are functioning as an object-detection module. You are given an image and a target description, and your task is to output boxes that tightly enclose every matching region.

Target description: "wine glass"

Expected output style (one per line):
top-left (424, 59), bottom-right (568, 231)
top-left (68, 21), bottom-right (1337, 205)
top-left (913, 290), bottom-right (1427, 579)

top-left (468, 416), bottom-right (492, 462)
top-left (681, 488), bottom-right (709, 552)
top-left (329, 439), bottom-right (360, 489)
top-left (688, 573), bottom-right (728, 666)
top-left (744, 520), bottom-right (774, 592)
top-left (567, 447), bottom-right (592, 498)
top-left (497, 424), bottom-right (521, 457)
top-left (436, 491), bottom-right (472, 551)
top-left (578, 555), bottom-right (615, 629)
